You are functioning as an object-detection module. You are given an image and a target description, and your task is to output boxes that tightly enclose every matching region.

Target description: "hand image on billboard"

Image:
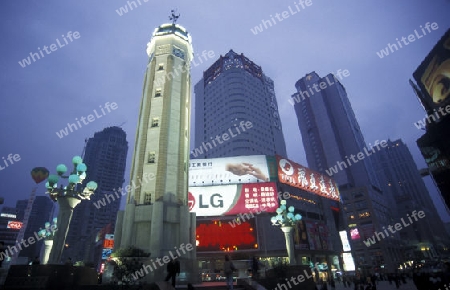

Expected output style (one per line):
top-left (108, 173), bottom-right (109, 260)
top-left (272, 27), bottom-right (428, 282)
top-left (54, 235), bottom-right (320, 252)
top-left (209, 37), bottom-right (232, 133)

top-left (428, 58), bottom-right (450, 105)
top-left (225, 163), bottom-right (269, 181)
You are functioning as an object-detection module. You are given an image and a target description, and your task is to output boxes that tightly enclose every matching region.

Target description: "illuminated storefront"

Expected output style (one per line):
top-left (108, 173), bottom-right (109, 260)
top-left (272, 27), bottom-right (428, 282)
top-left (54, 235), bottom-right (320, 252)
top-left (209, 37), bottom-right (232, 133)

top-left (190, 155), bottom-right (343, 276)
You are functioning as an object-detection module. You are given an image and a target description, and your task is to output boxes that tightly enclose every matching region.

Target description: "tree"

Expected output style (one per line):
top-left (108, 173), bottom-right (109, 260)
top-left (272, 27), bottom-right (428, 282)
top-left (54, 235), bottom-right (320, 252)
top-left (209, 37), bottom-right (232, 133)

top-left (109, 246), bottom-right (150, 286)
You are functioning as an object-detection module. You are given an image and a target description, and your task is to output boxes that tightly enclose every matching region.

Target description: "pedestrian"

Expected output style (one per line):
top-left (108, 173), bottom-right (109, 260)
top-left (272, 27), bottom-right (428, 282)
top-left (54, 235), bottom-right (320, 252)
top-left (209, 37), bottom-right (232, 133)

top-left (330, 278), bottom-right (335, 290)
top-left (164, 257), bottom-right (180, 288)
top-left (443, 262), bottom-right (450, 285)
top-left (224, 254), bottom-right (236, 290)
top-left (394, 275), bottom-right (400, 289)
top-left (251, 256), bottom-right (259, 279)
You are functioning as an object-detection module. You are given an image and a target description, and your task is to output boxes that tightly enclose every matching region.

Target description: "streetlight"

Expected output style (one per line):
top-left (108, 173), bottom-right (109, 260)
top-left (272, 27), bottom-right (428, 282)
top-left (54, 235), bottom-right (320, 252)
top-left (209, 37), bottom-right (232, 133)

top-left (270, 200), bottom-right (302, 265)
top-left (37, 217), bottom-right (58, 264)
top-left (45, 155), bottom-right (97, 264)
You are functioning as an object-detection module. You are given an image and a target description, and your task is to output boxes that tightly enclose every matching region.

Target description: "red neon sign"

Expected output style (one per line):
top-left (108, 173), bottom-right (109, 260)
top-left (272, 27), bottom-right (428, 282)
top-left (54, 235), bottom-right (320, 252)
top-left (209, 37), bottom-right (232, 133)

top-left (7, 221), bottom-right (23, 230)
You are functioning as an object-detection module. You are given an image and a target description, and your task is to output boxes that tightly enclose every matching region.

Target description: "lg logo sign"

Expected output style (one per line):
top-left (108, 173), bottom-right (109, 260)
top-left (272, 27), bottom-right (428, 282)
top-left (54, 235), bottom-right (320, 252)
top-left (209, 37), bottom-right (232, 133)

top-left (188, 191), bottom-right (224, 210)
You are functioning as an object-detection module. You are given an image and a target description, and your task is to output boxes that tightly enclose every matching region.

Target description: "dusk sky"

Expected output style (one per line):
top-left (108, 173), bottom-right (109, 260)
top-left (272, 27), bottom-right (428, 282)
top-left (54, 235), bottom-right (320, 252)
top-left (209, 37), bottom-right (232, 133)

top-left (1, 1), bottom-right (449, 221)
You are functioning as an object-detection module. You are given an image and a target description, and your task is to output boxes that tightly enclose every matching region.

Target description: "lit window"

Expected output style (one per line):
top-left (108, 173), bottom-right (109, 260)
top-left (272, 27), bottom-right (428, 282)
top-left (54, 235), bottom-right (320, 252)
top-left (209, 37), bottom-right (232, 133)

top-left (151, 118), bottom-right (159, 127)
top-left (148, 152), bottom-right (155, 163)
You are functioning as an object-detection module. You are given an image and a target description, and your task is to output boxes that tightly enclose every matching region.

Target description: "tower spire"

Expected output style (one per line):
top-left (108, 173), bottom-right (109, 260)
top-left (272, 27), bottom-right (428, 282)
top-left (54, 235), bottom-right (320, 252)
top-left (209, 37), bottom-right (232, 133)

top-left (169, 9), bottom-right (180, 25)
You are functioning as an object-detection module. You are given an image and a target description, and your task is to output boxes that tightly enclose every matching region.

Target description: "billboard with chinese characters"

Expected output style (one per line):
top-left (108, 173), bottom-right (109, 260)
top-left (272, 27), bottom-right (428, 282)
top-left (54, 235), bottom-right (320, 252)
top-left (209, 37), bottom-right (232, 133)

top-left (188, 182), bottom-right (278, 217)
top-left (196, 218), bottom-right (258, 252)
top-left (276, 155), bottom-right (340, 201)
top-left (413, 29), bottom-right (450, 111)
top-left (189, 155), bottom-right (272, 186)
top-left (7, 221), bottom-right (23, 230)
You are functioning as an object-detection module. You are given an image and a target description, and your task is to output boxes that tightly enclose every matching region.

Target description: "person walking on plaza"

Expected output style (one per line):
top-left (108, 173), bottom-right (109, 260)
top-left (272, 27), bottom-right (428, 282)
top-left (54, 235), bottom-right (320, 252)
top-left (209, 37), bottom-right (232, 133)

top-left (224, 255), bottom-right (236, 290)
top-left (330, 277), bottom-right (335, 290)
top-left (165, 257), bottom-right (180, 288)
top-left (251, 256), bottom-right (259, 279)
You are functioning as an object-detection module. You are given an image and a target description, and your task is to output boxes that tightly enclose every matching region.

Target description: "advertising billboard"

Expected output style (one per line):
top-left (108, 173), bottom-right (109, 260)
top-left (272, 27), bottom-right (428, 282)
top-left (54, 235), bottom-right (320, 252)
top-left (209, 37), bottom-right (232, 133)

top-left (188, 182), bottom-right (278, 216)
top-left (304, 221), bottom-right (331, 250)
top-left (102, 248), bottom-right (112, 260)
top-left (342, 252), bottom-right (356, 271)
top-left (294, 220), bottom-right (310, 250)
top-left (189, 155), bottom-right (271, 186)
top-left (276, 155), bottom-right (340, 201)
top-left (103, 234), bottom-right (114, 249)
top-left (350, 227), bottom-right (360, 240)
top-left (413, 29), bottom-right (450, 111)
top-left (7, 221), bottom-right (23, 230)
top-left (196, 218), bottom-right (258, 252)
top-left (339, 230), bottom-right (351, 252)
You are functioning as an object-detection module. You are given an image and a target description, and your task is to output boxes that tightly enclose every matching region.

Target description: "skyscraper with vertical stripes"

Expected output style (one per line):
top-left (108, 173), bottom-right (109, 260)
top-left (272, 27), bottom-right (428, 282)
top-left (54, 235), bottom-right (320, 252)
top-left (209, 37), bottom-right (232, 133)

top-left (193, 50), bottom-right (287, 158)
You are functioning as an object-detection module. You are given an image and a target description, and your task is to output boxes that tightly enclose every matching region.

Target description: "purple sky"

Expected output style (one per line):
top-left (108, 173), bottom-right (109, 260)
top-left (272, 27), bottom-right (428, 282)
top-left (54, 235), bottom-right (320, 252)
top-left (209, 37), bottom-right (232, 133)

top-left (0, 1), bottom-right (449, 221)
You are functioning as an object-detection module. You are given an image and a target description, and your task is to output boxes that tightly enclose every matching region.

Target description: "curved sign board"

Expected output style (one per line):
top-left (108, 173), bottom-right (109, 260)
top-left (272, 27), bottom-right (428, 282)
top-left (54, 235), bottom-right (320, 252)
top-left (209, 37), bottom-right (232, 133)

top-left (276, 155), bottom-right (340, 201)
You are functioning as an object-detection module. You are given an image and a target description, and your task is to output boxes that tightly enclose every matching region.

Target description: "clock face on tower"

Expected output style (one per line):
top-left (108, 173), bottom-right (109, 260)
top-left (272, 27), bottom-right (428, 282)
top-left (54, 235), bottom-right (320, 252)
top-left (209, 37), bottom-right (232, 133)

top-left (173, 47), bottom-right (185, 60)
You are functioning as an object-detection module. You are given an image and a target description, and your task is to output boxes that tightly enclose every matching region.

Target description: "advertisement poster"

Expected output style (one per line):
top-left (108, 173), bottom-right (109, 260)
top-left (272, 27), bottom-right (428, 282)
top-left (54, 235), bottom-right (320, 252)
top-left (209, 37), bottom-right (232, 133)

top-left (103, 234), bottom-right (114, 249)
top-left (188, 182), bottom-right (278, 217)
top-left (294, 220), bottom-right (310, 250)
top-left (276, 155), bottom-right (340, 201)
top-left (305, 221), bottom-right (322, 250)
top-left (339, 230), bottom-right (352, 252)
top-left (189, 155), bottom-right (271, 186)
top-left (413, 29), bottom-right (450, 111)
top-left (350, 227), bottom-right (361, 240)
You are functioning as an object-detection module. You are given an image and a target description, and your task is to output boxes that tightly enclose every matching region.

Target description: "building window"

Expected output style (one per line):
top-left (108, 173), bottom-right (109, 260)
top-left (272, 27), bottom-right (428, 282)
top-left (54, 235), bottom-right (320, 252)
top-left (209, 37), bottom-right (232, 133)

top-left (155, 89), bottom-right (162, 97)
top-left (144, 192), bottom-right (152, 204)
top-left (158, 64), bottom-right (164, 70)
top-left (148, 152), bottom-right (155, 163)
top-left (151, 118), bottom-right (159, 127)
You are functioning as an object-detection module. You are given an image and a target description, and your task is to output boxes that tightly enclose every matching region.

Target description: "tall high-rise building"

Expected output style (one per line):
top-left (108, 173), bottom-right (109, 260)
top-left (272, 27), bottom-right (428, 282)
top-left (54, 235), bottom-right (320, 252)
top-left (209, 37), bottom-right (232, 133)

top-left (193, 50), bottom-right (287, 158)
top-left (372, 139), bottom-right (449, 258)
top-left (291, 72), bottom-right (400, 272)
top-left (114, 21), bottom-right (196, 283)
top-left (17, 196), bottom-right (54, 262)
top-left (63, 126), bottom-right (127, 263)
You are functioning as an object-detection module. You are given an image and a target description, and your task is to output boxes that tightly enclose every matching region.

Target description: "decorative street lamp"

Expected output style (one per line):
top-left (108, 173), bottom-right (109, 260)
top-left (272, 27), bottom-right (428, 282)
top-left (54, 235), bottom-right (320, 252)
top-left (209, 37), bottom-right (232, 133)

top-left (271, 200), bottom-right (302, 265)
top-left (37, 217), bottom-right (58, 264)
top-left (45, 156), bottom-right (97, 264)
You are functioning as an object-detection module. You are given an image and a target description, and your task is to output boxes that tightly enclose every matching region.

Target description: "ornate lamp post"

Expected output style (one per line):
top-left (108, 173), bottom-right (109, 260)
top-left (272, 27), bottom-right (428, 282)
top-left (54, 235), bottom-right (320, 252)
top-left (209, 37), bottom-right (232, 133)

top-left (37, 217), bottom-right (58, 264)
top-left (270, 200), bottom-right (302, 265)
top-left (45, 156), bottom-right (97, 264)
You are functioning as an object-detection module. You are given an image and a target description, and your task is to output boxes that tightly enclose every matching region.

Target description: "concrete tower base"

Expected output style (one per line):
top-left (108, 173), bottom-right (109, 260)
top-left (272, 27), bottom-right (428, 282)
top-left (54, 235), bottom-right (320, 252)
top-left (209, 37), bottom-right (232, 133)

top-left (115, 195), bottom-right (198, 284)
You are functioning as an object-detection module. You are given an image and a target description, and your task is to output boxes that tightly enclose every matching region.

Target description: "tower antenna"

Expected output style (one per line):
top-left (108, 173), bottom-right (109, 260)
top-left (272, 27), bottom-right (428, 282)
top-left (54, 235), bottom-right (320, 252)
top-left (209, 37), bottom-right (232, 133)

top-left (169, 9), bottom-right (180, 25)
top-left (81, 138), bottom-right (88, 159)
